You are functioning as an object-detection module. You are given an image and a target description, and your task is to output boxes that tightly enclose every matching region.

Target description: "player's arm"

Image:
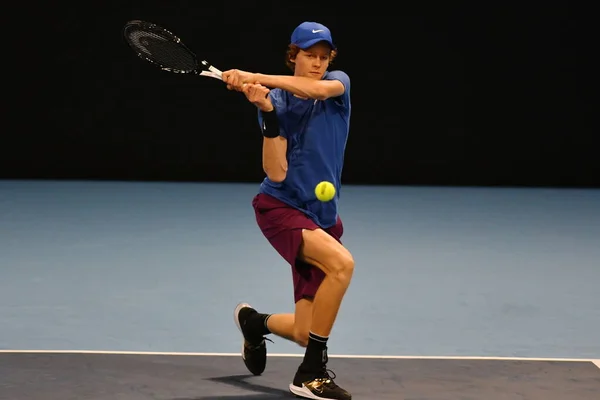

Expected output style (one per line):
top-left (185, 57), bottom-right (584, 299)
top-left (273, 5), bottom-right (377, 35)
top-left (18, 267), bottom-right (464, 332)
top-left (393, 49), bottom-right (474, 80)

top-left (242, 84), bottom-right (288, 183)
top-left (261, 133), bottom-right (288, 183)
top-left (253, 74), bottom-right (344, 101)
top-left (222, 69), bottom-right (345, 101)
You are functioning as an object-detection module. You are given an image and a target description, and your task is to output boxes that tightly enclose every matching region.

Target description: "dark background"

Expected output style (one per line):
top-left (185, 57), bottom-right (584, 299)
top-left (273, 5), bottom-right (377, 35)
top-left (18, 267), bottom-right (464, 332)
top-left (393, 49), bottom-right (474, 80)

top-left (3, 2), bottom-right (596, 188)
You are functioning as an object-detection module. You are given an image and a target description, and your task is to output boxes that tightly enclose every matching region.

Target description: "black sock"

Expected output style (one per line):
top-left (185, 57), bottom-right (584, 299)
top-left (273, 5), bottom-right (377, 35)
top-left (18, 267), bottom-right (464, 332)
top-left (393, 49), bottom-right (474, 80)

top-left (301, 332), bottom-right (329, 372)
top-left (244, 311), bottom-right (272, 340)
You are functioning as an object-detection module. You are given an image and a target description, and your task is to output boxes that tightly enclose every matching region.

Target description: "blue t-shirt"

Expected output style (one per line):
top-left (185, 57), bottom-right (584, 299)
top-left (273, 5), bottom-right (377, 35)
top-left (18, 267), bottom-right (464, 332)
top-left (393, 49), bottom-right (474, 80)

top-left (258, 70), bottom-right (351, 228)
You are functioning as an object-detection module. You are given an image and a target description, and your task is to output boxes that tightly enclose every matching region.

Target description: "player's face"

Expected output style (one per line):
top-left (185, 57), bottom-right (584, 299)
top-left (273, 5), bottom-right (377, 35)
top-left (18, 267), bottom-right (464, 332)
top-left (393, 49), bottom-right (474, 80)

top-left (293, 42), bottom-right (332, 79)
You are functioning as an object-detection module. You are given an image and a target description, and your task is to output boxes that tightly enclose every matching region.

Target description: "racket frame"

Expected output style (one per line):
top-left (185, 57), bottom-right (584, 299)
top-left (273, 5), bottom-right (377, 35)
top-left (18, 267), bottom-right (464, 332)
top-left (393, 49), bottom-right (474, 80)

top-left (124, 20), bottom-right (223, 81)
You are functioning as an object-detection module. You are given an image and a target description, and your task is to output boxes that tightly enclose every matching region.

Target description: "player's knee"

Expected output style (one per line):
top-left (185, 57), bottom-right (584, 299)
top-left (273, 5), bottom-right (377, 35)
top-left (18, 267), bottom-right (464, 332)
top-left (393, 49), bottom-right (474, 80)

top-left (331, 252), bottom-right (354, 285)
top-left (294, 328), bottom-right (309, 347)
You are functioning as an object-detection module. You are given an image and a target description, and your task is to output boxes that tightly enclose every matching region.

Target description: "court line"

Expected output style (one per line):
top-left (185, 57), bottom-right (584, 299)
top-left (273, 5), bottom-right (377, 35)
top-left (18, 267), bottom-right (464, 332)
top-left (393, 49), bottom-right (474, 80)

top-left (0, 349), bottom-right (598, 366)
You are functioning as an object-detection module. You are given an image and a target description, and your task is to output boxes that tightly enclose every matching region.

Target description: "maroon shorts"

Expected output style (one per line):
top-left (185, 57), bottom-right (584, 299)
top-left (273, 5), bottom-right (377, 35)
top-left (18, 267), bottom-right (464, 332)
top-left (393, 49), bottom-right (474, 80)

top-left (252, 193), bottom-right (344, 303)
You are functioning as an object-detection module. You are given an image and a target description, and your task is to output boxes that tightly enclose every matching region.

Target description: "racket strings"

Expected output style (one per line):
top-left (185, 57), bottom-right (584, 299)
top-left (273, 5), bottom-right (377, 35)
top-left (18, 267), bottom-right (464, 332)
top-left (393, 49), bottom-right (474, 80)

top-left (126, 29), bottom-right (196, 72)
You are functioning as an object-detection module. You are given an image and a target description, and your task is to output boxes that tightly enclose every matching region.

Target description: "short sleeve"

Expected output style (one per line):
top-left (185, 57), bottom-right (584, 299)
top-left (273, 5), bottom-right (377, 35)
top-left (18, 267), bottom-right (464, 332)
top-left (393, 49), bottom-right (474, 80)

top-left (324, 70), bottom-right (350, 109)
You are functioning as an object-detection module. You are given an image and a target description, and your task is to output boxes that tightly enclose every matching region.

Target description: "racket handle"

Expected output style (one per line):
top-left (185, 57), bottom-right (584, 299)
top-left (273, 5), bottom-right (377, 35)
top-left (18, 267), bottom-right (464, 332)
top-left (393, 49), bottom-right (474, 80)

top-left (209, 66), bottom-right (222, 77)
top-left (201, 60), bottom-right (222, 78)
top-left (199, 71), bottom-right (222, 80)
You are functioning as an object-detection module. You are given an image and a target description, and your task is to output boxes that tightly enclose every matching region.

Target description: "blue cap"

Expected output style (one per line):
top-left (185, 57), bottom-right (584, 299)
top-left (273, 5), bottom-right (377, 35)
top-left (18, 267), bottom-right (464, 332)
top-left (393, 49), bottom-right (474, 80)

top-left (291, 22), bottom-right (336, 50)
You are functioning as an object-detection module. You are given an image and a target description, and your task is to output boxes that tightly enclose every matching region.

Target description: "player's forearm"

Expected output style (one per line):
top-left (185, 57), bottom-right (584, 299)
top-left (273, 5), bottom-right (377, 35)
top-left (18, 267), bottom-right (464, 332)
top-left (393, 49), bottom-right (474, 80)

top-left (262, 137), bottom-right (288, 183)
top-left (255, 74), bottom-right (327, 100)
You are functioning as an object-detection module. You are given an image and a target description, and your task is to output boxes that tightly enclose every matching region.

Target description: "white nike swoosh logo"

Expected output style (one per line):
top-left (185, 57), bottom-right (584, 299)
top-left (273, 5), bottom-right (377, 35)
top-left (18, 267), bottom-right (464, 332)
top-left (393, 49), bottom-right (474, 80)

top-left (312, 29), bottom-right (324, 33)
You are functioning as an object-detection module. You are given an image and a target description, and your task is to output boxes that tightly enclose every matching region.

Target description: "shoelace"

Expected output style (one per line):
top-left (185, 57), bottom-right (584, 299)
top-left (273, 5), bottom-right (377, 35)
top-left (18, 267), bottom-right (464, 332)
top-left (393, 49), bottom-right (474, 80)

top-left (246, 336), bottom-right (274, 350)
top-left (315, 369), bottom-right (338, 387)
top-left (307, 369), bottom-right (341, 394)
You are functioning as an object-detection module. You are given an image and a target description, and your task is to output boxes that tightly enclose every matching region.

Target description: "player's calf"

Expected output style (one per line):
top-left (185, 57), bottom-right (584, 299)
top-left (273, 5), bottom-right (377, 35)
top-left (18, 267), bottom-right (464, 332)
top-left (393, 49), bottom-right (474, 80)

top-left (294, 327), bottom-right (309, 347)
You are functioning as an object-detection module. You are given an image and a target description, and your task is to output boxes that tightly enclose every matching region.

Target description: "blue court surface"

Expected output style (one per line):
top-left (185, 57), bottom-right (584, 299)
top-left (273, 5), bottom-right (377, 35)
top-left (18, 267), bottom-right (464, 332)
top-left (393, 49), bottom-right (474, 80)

top-left (1, 180), bottom-right (599, 399)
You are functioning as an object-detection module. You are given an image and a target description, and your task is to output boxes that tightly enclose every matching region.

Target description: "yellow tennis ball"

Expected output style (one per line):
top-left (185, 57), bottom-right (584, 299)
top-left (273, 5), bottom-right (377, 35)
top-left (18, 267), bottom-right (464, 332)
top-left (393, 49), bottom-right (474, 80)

top-left (315, 181), bottom-right (336, 202)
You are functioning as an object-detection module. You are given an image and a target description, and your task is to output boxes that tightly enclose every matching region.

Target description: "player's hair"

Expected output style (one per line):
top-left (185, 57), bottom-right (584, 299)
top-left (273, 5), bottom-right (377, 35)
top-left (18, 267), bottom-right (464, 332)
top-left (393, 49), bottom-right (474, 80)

top-left (285, 44), bottom-right (338, 72)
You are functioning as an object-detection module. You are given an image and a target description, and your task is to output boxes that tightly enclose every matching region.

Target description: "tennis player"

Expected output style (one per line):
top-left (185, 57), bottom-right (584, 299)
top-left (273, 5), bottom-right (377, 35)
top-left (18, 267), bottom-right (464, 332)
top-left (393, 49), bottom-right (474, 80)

top-left (222, 21), bottom-right (353, 400)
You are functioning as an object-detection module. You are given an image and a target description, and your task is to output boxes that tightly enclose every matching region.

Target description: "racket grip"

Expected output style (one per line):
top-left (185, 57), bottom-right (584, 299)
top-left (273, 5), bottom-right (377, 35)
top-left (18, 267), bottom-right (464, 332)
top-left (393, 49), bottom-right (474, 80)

top-left (201, 60), bottom-right (222, 78)
top-left (209, 66), bottom-right (222, 77)
top-left (199, 71), bottom-right (222, 80)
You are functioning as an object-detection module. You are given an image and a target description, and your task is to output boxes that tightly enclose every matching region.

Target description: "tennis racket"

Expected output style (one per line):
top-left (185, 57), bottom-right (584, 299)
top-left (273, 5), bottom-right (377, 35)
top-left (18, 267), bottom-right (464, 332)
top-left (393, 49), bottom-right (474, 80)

top-left (123, 20), bottom-right (222, 80)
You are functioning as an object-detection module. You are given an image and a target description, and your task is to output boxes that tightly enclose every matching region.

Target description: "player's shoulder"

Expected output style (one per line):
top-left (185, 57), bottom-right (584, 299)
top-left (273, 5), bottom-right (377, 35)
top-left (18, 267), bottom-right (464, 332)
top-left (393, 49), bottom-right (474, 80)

top-left (324, 70), bottom-right (350, 95)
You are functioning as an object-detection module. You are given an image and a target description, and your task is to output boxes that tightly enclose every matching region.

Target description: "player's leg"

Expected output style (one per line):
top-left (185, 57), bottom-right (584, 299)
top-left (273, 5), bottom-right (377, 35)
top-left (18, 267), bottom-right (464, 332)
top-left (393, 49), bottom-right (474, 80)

top-left (234, 194), bottom-right (320, 375)
top-left (238, 301), bottom-right (310, 345)
top-left (234, 294), bottom-right (314, 376)
top-left (233, 277), bottom-right (315, 375)
top-left (235, 260), bottom-right (317, 349)
top-left (264, 298), bottom-right (313, 346)
top-left (300, 228), bottom-right (353, 336)
top-left (288, 222), bottom-right (354, 400)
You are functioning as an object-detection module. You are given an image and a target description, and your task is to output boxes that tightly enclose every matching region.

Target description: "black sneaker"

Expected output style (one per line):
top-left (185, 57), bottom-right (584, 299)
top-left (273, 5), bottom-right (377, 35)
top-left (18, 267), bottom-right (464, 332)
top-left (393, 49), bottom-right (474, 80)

top-left (289, 367), bottom-right (352, 400)
top-left (233, 302), bottom-right (269, 376)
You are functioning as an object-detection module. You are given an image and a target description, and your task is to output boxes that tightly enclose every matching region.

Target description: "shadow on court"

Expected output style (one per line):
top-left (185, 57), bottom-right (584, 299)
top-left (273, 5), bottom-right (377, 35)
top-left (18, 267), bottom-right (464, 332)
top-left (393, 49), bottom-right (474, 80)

top-left (178, 374), bottom-right (291, 399)
top-left (1, 352), bottom-right (599, 399)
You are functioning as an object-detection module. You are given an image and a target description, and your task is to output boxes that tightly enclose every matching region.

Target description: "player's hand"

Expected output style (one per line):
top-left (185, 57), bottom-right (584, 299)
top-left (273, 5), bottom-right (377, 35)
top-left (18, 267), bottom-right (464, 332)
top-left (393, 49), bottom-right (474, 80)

top-left (222, 69), bottom-right (257, 91)
top-left (242, 83), bottom-right (273, 112)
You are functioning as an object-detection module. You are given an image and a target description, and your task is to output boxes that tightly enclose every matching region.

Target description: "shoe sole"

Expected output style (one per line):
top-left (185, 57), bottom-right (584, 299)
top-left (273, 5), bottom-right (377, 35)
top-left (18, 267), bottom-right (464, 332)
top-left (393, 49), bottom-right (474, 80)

top-left (233, 302), bottom-right (252, 361)
top-left (289, 383), bottom-right (342, 400)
